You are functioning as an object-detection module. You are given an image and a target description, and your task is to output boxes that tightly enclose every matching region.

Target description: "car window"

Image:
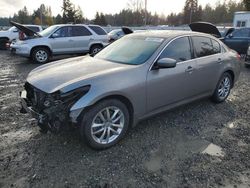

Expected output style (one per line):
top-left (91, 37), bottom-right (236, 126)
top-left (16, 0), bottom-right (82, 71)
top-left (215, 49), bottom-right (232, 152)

top-left (53, 26), bottom-right (70, 38)
top-left (27, 26), bottom-right (40, 32)
top-left (117, 31), bottom-right (124, 36)
top-left (89, 26), bottom-right (107, 35)
top-left (72, 26), bottom-right (92, 36)
top-left (192, 36), bottom-right (214, 57)
top-left (233, 28), bottom-right (249, 37)
top-left (211, 39), bottom-right (221, 54)
top-left (159, 37), bottom-right (191, 62)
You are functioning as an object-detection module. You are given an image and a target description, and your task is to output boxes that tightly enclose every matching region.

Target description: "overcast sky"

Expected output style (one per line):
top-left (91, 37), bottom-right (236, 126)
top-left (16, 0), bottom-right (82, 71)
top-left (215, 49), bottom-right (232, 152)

top-left (0, 0), bottom-right (241, 19)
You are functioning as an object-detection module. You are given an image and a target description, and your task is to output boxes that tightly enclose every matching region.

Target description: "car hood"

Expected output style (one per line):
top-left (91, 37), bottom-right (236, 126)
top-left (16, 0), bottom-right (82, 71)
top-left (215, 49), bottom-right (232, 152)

top-left (189, 22), bottom-right (221, 38)
top-left (27, 56), bottom-right (133, 93)
top-left (10, 21), bottom-right (41, 37)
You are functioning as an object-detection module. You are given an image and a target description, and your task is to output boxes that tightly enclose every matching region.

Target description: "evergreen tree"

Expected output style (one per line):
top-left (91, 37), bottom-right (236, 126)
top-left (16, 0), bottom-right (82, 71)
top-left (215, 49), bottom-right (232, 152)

top-left (183, 0), bottom-right (199, 24)
top-left (243, 0), bottom-right (250, 10)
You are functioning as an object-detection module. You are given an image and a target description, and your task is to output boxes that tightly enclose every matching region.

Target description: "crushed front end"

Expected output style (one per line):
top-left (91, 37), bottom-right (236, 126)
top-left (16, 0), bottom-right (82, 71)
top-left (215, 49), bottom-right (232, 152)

top-left (20, 82), bottom-right (89, 133)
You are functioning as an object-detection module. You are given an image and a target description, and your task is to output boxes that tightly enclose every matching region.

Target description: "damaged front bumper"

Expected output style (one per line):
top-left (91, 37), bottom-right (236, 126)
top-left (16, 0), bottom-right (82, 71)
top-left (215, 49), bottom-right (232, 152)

top-left (20, 92), bottom-right (46, 124)
top-left (20, 83), bottom-right (90, 133)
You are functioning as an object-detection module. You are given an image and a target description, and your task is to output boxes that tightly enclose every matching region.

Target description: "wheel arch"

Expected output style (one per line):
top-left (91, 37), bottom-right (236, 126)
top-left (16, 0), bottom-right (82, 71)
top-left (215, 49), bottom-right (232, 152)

top-left (0, 37), bottom-right (10, 41)
top-left (30, 45), bottom-right (52, 57)
top-left (224, 69), bottom-right (235, 88)
top-left (76, 94), bottom-right (135, 127)
top-left (89, 43), bottom-right (104, 50)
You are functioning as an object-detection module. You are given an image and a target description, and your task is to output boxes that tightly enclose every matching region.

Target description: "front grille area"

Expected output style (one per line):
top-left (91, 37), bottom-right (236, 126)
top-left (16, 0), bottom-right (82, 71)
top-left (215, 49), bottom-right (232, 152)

top-left (24, 82), bottom-right (47, 112)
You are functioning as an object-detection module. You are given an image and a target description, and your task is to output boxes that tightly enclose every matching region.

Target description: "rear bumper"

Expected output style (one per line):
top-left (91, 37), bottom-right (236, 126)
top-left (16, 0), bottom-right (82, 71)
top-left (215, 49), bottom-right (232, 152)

top-left (10, 44), bottom-right (30, 57)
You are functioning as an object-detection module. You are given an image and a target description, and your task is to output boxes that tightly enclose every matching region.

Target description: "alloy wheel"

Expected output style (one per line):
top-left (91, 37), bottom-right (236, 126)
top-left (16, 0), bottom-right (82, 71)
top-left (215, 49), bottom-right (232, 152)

top-left (218, 76), bottom-right (231, 100)
top-left (91, 106), bottom-right (125, 144)
top-left (35, 50), bottom-right (48, 63)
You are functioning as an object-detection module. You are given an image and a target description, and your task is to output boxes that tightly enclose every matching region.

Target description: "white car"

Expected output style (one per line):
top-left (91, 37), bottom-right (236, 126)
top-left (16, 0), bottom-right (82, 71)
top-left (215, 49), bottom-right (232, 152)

top-left (0, 24), bottom-right (42, 49)
top-left (10, 22), bottom-right (109, 63)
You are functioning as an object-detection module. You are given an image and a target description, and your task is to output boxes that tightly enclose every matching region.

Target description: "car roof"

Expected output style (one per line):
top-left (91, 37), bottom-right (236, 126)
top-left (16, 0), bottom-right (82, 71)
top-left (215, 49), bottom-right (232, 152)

top-left (23, 25), bottom-right (41, 27)
top-left (129, 30), bottom-right (218, 39)
top-left (51, 24), bottom-right (102, 27)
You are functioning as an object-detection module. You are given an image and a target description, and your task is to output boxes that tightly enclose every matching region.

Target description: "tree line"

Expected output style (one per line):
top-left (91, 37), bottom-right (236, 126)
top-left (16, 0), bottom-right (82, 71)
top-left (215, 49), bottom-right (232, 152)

top-left (0, 0), bottom-right (249, 27)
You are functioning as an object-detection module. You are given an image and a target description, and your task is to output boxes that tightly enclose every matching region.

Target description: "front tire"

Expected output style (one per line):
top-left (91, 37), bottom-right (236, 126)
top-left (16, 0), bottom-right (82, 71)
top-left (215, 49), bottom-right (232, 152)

top-left (32, 47), bottom-right (50, 63)
top-left (80, 99), bottom-right (130, 149)
top-left (212, 72), bottom-right (232, 103)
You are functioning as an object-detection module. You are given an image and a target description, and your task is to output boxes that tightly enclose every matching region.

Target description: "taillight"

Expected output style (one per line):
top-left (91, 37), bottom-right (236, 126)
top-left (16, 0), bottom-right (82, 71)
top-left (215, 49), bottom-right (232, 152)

top-left (236, 53), bottom-right (241, 61)
top-left (19, 32), bottom-right (25, 40)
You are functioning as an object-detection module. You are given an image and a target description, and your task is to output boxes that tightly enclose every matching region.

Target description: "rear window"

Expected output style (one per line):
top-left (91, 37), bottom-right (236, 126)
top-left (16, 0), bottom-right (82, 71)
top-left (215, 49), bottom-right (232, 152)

top-left (211, 39), bottom-right (221, 54)
top-left (71, 26), bottom-right (92, 36)
top-left (89, 26), bottom-right (107, 35)
top-left (192, 36), bottom-right (214, 57)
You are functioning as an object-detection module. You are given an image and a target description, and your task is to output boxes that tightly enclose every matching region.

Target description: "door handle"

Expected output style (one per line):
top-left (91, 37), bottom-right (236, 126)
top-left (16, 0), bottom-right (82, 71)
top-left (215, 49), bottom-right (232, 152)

top-left (68, 39), bottom-right (74, 42)
top-left (185, 66), bottom-right (194, 73)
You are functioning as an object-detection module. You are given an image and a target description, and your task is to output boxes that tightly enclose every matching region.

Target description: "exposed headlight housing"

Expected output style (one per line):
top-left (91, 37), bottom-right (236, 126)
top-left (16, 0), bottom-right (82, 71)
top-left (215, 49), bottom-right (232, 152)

top-left (59, 85), bottom-right (91, 104)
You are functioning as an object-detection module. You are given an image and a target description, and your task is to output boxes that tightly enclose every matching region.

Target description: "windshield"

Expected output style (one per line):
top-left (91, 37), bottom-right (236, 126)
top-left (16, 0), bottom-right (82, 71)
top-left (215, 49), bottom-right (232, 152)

top-left (8, 26), bottom-right (17, 32)
top-left (95, 36), bottom-right (164, 65)
top-left (39, 25), bottom-right (59, 37)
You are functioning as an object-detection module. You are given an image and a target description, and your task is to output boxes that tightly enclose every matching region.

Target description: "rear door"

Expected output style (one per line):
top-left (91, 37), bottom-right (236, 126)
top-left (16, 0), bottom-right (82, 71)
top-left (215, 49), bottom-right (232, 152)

top-left (191, 36), bottom-right (223, 93)
top-left (71, 26), bottom-right (93, 52)
top-left (223, 28), bottom-right (250, 54)
top-left (146, 36), bottom-right (199, 112)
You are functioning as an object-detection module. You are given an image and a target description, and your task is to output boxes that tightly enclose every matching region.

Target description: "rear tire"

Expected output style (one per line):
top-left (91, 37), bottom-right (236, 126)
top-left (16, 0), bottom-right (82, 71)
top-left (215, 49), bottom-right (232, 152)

top-left (80, 99), bottom-right (130, 150)
top-left (0, 38), bottom-right (9, 50)
top-left (211, 72), bottom-right (232, 103)
top-left (31, 47), bottom-right (50, 63)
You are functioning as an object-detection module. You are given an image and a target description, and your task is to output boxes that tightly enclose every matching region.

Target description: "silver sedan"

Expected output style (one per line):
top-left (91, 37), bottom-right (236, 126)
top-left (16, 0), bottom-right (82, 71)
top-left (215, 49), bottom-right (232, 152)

top-left (20, 30), bottom-right (241, 149)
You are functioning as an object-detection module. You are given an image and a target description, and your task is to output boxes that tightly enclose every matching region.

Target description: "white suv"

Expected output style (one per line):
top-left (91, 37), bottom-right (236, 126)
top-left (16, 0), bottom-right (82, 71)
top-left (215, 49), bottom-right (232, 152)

top-left (0, 25), bottom-right (42, 49)
top-left (10, 23), bottom-right (109, 63)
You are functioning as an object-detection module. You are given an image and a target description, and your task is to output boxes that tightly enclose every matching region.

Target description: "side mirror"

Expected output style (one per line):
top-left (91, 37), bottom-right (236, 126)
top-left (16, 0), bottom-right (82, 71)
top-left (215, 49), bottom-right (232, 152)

top-left (154, 58), bottom-right (177, 69)
top-left (50, 33), bottom-right (59, 38)
top-left (13, 29), bottom-right (18, 33)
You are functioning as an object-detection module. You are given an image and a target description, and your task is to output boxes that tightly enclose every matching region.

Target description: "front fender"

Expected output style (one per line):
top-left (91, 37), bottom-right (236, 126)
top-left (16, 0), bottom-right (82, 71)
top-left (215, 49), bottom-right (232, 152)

top-left (69, 90), bottom-right (134, 123)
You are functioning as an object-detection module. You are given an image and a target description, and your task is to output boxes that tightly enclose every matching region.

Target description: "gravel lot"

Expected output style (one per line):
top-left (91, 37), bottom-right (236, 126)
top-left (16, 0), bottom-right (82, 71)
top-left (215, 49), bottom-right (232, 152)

top-left (0, 50), bottom-right (249, 188)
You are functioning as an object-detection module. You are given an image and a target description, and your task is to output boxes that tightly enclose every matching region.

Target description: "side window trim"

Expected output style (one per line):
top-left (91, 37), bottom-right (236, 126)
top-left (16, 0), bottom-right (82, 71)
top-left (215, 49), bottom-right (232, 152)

top-left (71, 25), bottom-right (92, 37)
top-left (210, 38), bottom-right (221, 54)
top-left (191, 35), bottom-right (223, 59)
top-left (149, 35), bottom-right (195, 71)
top-left (157, 36), bottom-right (192, 63)
top-left (50, 26), bottom-right (70, 38)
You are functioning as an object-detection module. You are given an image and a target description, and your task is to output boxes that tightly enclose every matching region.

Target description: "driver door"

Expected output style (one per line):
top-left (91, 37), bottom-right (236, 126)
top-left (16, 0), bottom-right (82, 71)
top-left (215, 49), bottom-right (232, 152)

top-left (146, 36), bottom-right (199, 112)
top-left (49, 26), bottom-right (75, 54)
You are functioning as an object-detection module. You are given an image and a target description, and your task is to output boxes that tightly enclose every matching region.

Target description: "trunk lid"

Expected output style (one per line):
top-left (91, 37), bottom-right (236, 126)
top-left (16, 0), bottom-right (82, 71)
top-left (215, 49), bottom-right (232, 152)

top-left (189, 22), bottom-right (221, 38)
